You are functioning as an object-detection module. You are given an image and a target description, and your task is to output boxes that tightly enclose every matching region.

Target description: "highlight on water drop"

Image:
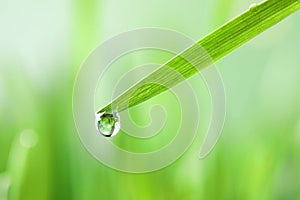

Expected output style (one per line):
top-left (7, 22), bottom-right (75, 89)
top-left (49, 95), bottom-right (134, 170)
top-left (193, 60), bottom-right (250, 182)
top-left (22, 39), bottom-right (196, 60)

top-left (249, 3), bottom-right (258, 11)
top-left (95, 111), bottom-right (120, 137)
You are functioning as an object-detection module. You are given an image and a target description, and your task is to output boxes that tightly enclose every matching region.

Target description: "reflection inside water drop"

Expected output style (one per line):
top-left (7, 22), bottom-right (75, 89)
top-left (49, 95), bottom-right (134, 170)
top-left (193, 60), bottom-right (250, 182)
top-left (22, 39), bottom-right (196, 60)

top-left (95, 111), bottom-right (120, 137)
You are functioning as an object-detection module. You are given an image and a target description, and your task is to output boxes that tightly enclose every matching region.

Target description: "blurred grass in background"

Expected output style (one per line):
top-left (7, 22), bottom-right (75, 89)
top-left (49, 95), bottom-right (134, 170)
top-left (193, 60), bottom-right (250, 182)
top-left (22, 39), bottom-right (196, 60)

top-left (1, 0), bottom-right (300, 199)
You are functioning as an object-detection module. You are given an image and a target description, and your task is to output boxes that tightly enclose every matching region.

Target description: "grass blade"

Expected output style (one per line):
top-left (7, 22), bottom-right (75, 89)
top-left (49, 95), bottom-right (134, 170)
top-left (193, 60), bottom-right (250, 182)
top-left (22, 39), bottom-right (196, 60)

top-left (99, 0), bottom-right (300, 113)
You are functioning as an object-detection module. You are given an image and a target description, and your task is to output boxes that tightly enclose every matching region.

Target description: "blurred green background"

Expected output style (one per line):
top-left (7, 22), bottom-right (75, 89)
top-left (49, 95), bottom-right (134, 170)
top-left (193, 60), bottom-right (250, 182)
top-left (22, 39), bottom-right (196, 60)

top-left (1, 0), bottom-right (300, 199)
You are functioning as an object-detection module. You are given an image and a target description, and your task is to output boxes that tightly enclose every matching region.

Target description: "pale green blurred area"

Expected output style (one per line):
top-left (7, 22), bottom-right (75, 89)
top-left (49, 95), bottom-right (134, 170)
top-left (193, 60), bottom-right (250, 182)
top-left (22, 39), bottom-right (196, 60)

top-left (1, 0), bottom-right (300, 199)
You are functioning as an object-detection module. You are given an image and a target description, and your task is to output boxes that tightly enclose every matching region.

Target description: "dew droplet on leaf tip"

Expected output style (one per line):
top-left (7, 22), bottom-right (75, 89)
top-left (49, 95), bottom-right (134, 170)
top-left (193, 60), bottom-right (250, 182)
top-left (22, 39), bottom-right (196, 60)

top-left (95, 111), bottom-right (120, 137)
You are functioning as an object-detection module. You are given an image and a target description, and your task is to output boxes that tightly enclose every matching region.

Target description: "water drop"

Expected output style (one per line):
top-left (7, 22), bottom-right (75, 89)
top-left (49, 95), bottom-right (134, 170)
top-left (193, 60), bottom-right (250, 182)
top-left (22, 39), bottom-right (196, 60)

top-left (249, 3), bottom-right (257, 11)
top-left (95, 111), bottom-right (120, 137)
